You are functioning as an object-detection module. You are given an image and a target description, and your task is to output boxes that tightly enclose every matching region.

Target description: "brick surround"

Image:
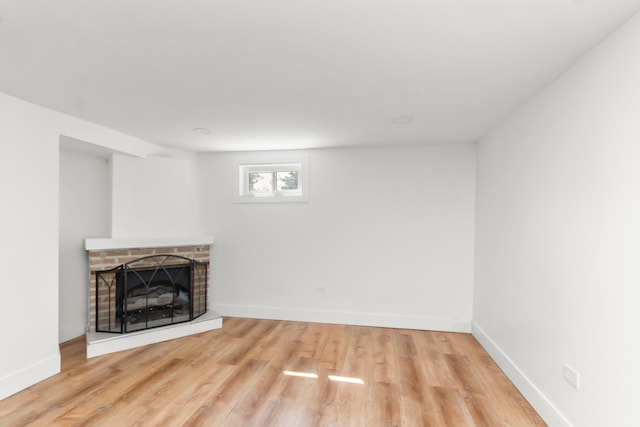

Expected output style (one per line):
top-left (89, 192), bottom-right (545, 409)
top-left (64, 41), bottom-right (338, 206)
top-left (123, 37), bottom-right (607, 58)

top-left (88, 245), bottom-right (210, 333)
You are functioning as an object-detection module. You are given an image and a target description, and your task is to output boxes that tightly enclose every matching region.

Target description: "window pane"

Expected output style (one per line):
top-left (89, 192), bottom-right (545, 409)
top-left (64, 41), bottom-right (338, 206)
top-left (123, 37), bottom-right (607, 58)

top-left (276, 171), bottom-right (299, 191)
top-left (249, 172), bottom-right (273, 192)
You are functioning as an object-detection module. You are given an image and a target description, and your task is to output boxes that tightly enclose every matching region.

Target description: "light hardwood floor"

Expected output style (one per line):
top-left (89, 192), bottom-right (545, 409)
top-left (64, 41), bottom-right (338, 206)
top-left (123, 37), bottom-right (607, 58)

top-left (0, 318), bottom-right (546, 426)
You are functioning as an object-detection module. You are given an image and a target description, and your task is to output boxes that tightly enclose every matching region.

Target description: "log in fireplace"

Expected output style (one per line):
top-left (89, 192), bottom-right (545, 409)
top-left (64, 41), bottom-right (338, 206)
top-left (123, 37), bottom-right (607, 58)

top-left (95, 254), bottom-right (207, 333)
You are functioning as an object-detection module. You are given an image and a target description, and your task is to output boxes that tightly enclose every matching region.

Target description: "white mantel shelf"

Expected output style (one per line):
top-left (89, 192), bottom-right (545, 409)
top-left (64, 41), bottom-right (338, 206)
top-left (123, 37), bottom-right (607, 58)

top-left (84, 236), bottom-right (214, 251)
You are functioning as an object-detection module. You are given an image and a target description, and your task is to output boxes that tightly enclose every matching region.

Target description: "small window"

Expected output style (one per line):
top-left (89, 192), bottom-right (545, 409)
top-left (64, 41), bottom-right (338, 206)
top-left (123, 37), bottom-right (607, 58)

top-left (235, 158), bottom-right (308, 203)
top-left (244, 164), bottom-right (301, 195)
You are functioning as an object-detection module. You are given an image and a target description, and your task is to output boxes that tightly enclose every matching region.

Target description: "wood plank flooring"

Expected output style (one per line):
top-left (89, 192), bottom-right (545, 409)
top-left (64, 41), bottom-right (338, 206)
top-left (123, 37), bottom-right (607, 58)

top-left (0, 318), bottom-right (546, 426)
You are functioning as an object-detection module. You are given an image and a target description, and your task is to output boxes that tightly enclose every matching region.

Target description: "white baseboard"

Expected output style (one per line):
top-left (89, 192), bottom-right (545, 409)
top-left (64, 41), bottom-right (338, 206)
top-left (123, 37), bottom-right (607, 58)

top-left (214, 303), bottom-right (471, 333)
top-left (471, 321), bottom-right (572, 427)
top-left (0, 353), bottom-right (61, 401)
top-left (59, 321), bottom-right (86, 344)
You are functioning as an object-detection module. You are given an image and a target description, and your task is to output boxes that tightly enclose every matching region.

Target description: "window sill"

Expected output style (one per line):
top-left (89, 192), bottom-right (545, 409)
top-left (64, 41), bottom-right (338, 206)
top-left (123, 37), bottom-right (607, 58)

top-left (232, 194), bottom-right (309, 204)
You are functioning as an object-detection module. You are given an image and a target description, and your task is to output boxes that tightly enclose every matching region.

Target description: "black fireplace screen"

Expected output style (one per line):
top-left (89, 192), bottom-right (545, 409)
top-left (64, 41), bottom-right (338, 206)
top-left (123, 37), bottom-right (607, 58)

top-left (95, 254), bottom-right (207, 333)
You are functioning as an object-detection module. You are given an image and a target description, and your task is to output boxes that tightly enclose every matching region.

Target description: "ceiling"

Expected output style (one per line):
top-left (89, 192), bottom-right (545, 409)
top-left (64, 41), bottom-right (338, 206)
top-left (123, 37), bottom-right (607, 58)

top-left (0, 1), bottom-right (639, 152)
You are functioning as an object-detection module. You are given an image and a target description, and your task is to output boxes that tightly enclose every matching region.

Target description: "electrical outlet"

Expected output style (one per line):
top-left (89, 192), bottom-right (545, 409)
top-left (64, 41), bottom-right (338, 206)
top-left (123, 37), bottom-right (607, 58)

top-left (563, 364), bottom-right (580, 390)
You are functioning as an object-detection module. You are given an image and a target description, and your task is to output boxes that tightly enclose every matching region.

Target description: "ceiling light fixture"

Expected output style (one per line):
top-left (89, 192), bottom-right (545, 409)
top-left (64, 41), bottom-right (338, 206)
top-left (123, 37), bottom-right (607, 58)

top-left (192, 127), bottom-right (212, 134)
top-left (392, 116), bottom-right (414, 125)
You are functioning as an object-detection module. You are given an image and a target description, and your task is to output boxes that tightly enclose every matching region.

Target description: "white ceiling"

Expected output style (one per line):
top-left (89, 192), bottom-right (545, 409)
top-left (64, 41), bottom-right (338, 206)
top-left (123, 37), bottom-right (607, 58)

top-left (0, 1), bottom-right (639, 152)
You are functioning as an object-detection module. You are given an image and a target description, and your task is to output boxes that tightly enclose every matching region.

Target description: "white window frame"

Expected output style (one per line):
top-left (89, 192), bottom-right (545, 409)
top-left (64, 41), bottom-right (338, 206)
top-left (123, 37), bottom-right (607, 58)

top-left (233, 155), bottom-right (309, 203)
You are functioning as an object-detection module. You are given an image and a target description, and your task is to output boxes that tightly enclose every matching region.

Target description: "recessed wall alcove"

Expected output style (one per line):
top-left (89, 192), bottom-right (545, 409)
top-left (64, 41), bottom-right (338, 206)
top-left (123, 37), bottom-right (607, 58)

top-left (84, 236), bottom-right (222, 358)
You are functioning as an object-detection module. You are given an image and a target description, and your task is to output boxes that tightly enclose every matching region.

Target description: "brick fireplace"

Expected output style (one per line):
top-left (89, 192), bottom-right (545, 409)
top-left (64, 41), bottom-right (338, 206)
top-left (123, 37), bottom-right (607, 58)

top-left (88, 245), bottom-right (210, 333)
top-left (84, 237), bottom-right (222, 358)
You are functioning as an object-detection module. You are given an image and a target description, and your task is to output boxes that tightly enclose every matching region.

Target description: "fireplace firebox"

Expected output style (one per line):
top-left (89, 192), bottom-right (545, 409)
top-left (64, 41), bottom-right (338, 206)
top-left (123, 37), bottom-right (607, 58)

top-left (95, 254), bottom-right (207, 333)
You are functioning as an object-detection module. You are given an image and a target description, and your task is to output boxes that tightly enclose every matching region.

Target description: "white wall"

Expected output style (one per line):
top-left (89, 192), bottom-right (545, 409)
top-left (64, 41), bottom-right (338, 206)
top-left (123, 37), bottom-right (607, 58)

top-left (0, 94), bottom-right (61, 400)
top-left (473, 13), bottom-right (640, 427)
top-left (59, 150), bottom-right (111, 343)
top-left (111, 154), bottom-right (200, 239)
top-left (199, 144), bottom-right (475, 331)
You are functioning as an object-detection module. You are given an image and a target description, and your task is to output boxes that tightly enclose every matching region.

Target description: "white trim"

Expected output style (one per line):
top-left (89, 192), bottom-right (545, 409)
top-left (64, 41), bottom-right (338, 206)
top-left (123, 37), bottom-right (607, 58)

top-left (84, 236), bottom-right (214, 251)
top-left (0, 353), bottom-right (60, 401)
top-left (471, 321), bottom-right (573, 427)
top-left (213, 303), bottom-right (471, 332)
top-left (86, 311), bottom-right (223, 358)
